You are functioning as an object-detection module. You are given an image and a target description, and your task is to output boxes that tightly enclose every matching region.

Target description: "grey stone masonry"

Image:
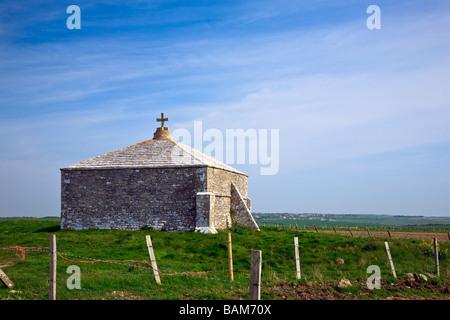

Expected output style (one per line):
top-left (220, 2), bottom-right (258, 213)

top-left (230, 182), bottom-right (260, 230)
top-left (60, 116), bottom-right (259, 233)
top-left (206, 167), bottom-right (249, 229)
top-left (195, 192), bottom-right (217, 234)
top-left (61, 167), bottom-right (207, 231)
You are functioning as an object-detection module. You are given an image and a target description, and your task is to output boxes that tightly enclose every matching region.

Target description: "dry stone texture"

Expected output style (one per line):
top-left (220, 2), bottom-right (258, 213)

top-left (60, 127), bottom-right (259, 232)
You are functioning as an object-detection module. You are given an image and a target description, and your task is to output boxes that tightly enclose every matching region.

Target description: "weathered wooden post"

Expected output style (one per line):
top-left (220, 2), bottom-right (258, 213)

top-left (348, 227), bottom-right (353, 237)
top-left (294, 237), bottom-right (301, 280)
top-left (249, 250), bottom-right (262, 300)
top-left (227, 233), bottom-right (234, 281)
top-left (333, 226), bottom-right (337, 234)
top-left (384, 242), bottom-right (397, 279)
top-left (49, 234), bottom-right (57, 300)
top-left (387, 228), bottom-right (392, 238)
top-left (366, 227), bottom-right (371, 237)
top-left (0, 268), bottom-right (14, 289)
top-left (434, 238), bottom-right (440, 276)
top-left (145, 235), bottom-right (161, 285)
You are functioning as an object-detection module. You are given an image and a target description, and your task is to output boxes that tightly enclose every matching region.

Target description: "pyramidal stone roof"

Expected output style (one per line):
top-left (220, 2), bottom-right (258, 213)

top-left (63, 114), bottom-right (246, 176)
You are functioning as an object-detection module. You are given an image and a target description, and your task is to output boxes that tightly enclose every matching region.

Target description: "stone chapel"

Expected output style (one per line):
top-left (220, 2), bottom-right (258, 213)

top-left (60, 113), bottom-right (259, 233)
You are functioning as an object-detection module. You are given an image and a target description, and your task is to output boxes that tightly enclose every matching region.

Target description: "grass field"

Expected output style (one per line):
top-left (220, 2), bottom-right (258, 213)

top-left (0, 218), bottom-right (449, 300)
top-left (254, 213), bottom-right (450, 232)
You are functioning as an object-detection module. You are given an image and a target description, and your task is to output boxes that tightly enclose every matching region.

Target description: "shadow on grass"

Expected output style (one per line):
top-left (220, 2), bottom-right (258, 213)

top-left (33, 225), bottom-right (61, 233)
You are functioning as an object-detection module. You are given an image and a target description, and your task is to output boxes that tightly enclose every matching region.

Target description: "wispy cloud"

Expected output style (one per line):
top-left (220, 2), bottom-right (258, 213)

top-left (1, 1), bottom-right (450, 216)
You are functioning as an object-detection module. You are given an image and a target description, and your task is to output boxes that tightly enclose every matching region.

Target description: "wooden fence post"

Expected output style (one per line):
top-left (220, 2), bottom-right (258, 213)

top-left (387, 228), bottom-right (392, 238)
top-left (145, 235), bottom-right (161, 285)
top-left (333, 226), bottom-right (337, 234)
top-left (434, 238), bottom-right (440, 276)
top-left (384, 242), bottom-right (397, 279)
top-left (294, 237), bottom-right (301, 280)
top-left (314, 225), bottom-right (318, 233)
top-left (49, 234), bottom-right (57, 300)
top-left (249, 250), bottom-right (262, 300)
top-left (0, 268), bottom-right (14, 289)
top-left (348, 227), bottom-right (353, 237)
top-left (366, 228), bottom-right (371, 237)
top-left (227, 233), bottom-right (234, 281)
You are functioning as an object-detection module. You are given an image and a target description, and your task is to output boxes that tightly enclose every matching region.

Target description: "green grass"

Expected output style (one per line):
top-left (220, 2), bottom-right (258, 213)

top-left (255, 213), bottom-right (450, 232)
top-left (0, 219), bottom-right (448, 300)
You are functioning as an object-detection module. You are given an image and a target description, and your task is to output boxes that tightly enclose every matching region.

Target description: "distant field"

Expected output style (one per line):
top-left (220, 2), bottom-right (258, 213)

top-left (254, 213), bottom-right (450, 232)
top-left (0, 217), bottom-right (60, 222)
top-left (326, 214), bottom-right (450, 227)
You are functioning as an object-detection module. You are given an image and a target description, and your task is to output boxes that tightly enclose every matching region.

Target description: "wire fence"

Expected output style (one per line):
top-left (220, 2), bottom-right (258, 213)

top-left (263, 223), bottom-right (450, 234)
top-left (1, 231), bottom-right (447, 301)
top-left (0, 245), bottom-right (331, 300)
top-left (261, 224), bottom-right (450, 242)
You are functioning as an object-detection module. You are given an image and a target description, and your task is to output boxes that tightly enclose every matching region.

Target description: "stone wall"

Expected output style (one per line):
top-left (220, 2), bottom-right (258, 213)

top-left (195, 192), bottom-right (217, 234)
top-left (60, 165), bottom-right (256, 232)
top-left (206, 167), bottom-right (249, 229)
top-left (230, 182), bottom-right (259, 230)
top-left (60, 166), bottom-right (207, 231)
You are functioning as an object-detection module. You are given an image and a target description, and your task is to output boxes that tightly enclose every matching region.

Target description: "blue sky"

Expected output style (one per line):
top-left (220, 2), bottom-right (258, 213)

top-left (1, 1), bottom-right (449, 217)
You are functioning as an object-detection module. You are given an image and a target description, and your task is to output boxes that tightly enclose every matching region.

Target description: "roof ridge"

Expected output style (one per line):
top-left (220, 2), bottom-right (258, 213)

top-left (63, 139), bottom-right (246, 175)
top-left (173, 141), bottom-right (247, 175)
top-left (174, 142), bottom-right (209, 166)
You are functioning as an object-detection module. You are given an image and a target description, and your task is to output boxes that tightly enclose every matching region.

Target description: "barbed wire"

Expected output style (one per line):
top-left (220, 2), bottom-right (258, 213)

top-left (2, 244), bottom-right (445, 300)
top-left (5, 276), bottom-right (49, 283)
top-left (1, 248), bottom-right (330, 300)
top-left (0, 247), bottom-right (49, 253)
top-left (1, 246), bottom-right (444, 276)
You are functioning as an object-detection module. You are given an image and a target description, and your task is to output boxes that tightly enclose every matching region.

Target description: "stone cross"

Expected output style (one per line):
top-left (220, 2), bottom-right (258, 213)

top-left (156, 113), bottom-right (169, 128)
